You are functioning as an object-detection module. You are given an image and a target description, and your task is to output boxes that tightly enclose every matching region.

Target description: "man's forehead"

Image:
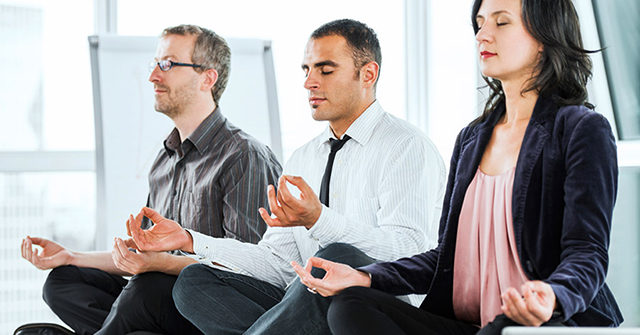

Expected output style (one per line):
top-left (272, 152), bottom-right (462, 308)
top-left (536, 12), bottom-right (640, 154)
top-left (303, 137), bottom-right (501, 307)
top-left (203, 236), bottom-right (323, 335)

top-left (303, 35), bottom-right (350, 65)
top-left (155, 34), bottom-right (195, 60)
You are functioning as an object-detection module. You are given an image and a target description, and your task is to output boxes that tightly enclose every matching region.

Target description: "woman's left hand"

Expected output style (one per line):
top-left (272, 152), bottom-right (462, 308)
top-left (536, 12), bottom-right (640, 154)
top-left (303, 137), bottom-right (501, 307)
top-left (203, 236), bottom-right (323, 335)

top-left (501, 280), bottom-right (557, 326)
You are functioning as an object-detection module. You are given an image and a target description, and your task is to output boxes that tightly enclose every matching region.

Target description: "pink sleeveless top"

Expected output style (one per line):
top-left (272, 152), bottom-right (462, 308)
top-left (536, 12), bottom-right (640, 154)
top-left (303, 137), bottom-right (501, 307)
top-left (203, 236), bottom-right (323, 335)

top-left (452, 167), bottom-right (528, 327)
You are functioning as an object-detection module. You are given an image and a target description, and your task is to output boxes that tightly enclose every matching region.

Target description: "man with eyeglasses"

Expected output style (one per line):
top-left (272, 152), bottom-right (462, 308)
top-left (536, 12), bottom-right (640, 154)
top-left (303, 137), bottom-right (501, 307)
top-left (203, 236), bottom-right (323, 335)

top-left (19, 24), bottom-right (281, 335)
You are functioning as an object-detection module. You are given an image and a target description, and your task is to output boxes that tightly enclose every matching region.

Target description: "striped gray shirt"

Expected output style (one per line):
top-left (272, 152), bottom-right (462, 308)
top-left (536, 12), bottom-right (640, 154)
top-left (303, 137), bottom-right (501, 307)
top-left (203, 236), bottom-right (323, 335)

top-left (145, 107), bottom-right (282, 243)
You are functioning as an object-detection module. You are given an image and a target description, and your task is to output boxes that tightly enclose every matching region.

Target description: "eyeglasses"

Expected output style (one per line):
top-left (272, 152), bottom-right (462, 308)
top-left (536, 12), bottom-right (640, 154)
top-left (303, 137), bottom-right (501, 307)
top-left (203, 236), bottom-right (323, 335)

top-left (149, 59), bottom-right (203, 72)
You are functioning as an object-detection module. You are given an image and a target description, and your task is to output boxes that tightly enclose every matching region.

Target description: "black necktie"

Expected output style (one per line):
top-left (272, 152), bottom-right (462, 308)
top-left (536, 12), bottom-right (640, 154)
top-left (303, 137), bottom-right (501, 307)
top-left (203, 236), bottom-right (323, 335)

top-left (319, 135), bottom-right (351, 207)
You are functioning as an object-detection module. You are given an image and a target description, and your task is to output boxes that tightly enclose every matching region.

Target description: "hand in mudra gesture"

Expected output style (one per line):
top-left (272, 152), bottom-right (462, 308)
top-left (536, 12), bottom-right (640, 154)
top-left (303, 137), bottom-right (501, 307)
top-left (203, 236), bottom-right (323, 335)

top-left (127, 207), bottom-right (194, 253)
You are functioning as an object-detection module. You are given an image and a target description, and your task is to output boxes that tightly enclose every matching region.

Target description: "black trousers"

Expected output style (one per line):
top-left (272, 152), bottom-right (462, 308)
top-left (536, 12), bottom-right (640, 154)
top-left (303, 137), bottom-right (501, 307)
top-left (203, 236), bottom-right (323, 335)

top-left (42, 265), bottom-right (202, 335)
top-left (328, 286), bottom-right (565, 335)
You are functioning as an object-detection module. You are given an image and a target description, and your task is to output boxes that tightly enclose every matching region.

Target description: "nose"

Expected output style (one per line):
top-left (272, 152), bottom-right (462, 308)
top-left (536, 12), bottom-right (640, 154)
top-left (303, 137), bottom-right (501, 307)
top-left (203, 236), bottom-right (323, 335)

top-left (475, 24), bottom-right (493, 44)
top-left (304, 71), bottom-right (319, 91)
top-left (148, 64), bottom-right (162, 83)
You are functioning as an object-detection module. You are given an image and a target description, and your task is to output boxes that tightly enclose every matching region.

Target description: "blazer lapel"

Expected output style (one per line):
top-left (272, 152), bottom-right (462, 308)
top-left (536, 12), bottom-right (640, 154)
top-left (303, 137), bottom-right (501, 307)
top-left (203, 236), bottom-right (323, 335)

top-left (511, 95), bottom-right (556, 250)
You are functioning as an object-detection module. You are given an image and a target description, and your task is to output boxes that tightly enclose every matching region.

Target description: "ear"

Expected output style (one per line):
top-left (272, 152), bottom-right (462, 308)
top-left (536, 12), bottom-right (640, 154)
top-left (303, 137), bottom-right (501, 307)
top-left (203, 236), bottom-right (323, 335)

top-left (202, 68), bottom-right (219, 92)
top-left (361, 61), bottom-right (379, 89)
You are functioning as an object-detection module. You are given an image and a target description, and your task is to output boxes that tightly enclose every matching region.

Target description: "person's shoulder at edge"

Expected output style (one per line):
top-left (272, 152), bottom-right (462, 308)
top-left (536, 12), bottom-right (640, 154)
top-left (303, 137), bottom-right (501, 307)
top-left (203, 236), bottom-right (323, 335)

top-left (374, 110), bottom-right (443, 153)
top-left (208, 113), bottom-right (282, 164)
top-left (555, 103), bottom-right (613, 130)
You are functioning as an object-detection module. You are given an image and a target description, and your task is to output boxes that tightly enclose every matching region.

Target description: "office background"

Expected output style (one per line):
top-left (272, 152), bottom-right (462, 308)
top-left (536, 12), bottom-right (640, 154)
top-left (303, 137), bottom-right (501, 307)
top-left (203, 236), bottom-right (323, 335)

top-left (0, 0), bottom-right (637, 333)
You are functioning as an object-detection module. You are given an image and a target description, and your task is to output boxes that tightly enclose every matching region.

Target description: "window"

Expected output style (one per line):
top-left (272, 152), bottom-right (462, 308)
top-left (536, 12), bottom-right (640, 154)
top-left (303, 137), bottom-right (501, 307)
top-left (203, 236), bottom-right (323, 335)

top-left (608, 167), bottom-right (640, 326)
top-left (592, 0), bottom-right (640, 140)
top-left (0, 1), bottom-right (95, 333)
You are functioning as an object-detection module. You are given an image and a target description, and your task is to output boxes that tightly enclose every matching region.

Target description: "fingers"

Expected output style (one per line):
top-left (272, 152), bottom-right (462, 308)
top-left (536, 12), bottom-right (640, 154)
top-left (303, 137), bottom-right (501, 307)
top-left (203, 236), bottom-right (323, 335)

top-left (24, 238), bottom-right (38, 266)
top-left (22, 238), bottom-right (32, 263)
top-left (266, 185), bottom-right (284, 217)
top-left (32, 248), bottom-right (41, 268)
top-left (502, 287), bottom-right (541, 326)
top-left (276, 176), bottom-right (299, 208)
top-left (21, 238), bottom-right (27, 260)
top-left (141, 207), bottom-right (164, 224)
top-left (306, 256), bottom-right (334, 272)
top-left (258, 207), bottom-right (282, 227)
top-left (112, 238), bottom-right (138, 273)
top-left (264, 184), bottom-right (290, 226)
top-left (291, 261), bottom-right (334, 297)
top-left (292, 261), bottom-right (315, 285)
top-left (126, 216), bottom-right (132, 237)
top-left (123, 238), bottom-right (139, 250)
top-left (502, 288), bottom-right (526, 324)
top-left (283, 175), bottom-right (316, 201)
top-left (28, 236), bottom-right (44, 246)
top-left (22, 237), bottom-right (42, 269)
top-left (521, 281), bottom-right (554, 323)
top-left (129, 214), bottom-right (146, 246)
top-left (31, 247), bottom-right (48, 270)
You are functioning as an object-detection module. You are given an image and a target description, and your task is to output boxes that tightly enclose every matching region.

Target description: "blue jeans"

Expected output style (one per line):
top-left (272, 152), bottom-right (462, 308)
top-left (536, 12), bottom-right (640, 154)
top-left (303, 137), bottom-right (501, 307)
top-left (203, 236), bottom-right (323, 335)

top-left (173, 243), bottom-right (376, 335)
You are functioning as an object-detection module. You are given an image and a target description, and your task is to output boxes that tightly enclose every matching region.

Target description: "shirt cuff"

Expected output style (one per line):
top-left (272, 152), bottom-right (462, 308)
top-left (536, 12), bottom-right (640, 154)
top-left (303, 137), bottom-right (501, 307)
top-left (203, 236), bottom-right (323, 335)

top-left (187, 229), bottom-right (218, 261)
top-left (308, 205), bottom-right (346, 244)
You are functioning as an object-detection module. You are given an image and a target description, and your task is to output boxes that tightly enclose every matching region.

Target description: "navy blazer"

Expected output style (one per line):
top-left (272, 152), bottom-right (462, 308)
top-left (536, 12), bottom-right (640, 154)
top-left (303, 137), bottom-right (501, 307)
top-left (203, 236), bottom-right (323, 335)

top-left (361, 94), bottom-right (623, 327)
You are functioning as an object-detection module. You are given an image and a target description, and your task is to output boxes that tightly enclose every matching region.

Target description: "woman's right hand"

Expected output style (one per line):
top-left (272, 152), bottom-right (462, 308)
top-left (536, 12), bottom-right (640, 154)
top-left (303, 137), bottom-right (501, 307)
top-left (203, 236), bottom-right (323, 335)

top-left (21, 236), bottom-right (73, 270)
top-left (291, 257), bottom-right (372, 297)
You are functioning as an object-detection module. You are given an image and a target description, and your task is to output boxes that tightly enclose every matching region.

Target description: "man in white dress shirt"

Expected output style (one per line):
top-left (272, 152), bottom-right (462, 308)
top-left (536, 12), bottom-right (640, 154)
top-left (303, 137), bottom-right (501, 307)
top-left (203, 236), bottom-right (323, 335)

top-left (127, 19), bottom-right (445, 335)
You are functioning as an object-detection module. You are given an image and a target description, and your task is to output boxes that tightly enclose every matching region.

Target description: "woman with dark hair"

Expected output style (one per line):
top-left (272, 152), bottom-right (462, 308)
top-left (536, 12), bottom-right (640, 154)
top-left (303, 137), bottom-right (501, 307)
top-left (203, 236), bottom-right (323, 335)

top-left (290, 0), bottom-right (623, 334)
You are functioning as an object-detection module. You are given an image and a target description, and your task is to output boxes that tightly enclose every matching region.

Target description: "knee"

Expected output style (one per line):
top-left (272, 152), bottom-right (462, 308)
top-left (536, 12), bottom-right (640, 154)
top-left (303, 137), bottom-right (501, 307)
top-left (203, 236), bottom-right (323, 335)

top-left (42, 265), bottom-right (80, 307)
top-left (122, 272), bottom-right (165, 296)
top-left (315, 243), bottom-right (359, 260)
top-left (328, 287), bottom-right (373, 326)
top-left (111, 272), bottom-right (175, 316)
top-left (314, 243), bottom-right (374, 267)
top-left (173, 263), bottom-right (219, 310)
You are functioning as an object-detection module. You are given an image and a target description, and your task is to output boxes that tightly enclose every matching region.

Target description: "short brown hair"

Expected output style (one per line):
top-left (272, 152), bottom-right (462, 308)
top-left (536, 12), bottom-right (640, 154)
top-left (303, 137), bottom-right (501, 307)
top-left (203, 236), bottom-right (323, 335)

top-left (162, 24), bottom-right (231, 104)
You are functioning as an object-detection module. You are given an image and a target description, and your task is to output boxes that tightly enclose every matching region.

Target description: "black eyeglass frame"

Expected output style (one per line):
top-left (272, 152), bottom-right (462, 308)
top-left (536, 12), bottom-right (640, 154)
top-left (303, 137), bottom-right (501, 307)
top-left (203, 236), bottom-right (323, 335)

top-left (149, 60), bottom-right (203, 72)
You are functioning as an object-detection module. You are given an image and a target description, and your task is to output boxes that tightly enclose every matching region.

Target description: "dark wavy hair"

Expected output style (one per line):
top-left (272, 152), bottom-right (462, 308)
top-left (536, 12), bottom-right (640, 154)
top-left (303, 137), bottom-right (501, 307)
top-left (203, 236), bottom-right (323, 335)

top-left (471, 0), bottom-right (597, 124)
top-left (311, 19), bottom-right (382, 90)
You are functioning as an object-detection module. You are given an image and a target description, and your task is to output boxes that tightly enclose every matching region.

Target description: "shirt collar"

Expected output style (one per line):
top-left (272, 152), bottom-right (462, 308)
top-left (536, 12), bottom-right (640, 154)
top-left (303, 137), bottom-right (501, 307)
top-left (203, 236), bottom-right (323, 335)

top-left (318, 100), bottom-right (384, 149)
top-left (163, 107), bottom-right (225, 157)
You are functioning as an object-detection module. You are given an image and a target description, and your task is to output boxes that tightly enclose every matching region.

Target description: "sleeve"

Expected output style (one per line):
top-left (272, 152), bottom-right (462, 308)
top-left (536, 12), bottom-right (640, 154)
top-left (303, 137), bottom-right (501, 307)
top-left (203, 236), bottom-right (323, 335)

top-left (141, 193), bottom-right (153, 230)
top-left (307, 136), bottom-right (446, 262)
top-left (359, 129), bottom-right (466, 296)
top-left (546, 112), bottom-right (618, 320)
top-left (188, 225), bottom-right (300, 289)
top-left (218, 150), bottom-right (282, 243)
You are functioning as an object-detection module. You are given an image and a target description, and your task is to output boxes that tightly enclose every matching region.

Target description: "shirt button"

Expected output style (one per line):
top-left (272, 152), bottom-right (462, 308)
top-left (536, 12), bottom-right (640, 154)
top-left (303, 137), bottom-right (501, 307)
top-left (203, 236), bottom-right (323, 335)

top-left (332, 193), bottom-right (338, 198)
top-left (526, 261), bottom-right (534, 273)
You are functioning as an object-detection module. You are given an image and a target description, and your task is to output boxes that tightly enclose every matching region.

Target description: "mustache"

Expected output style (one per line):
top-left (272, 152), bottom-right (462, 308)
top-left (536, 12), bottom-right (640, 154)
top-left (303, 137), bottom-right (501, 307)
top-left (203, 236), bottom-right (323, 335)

top-left (154, 84), bottom-right (170, 91)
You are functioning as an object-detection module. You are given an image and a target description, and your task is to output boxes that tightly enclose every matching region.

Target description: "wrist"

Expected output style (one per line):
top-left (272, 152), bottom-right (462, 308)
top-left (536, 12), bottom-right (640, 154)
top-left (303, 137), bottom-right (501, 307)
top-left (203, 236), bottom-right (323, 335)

top-left (66, 250), bottom-right (78, 266)
top-left (149, 251), bottom-right (170, 272)
top-left (305, 205), bottom-right (324, 229)
top-left (183, 229), bottom-right (195, 254)
top-left (357, 270), bottom-right (372, 287)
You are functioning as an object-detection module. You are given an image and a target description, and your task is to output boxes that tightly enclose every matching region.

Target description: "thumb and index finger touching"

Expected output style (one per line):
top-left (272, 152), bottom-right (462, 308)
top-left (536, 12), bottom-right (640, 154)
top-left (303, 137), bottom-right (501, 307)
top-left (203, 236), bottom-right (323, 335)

top-left (127, 207), bottom-right (160, 249)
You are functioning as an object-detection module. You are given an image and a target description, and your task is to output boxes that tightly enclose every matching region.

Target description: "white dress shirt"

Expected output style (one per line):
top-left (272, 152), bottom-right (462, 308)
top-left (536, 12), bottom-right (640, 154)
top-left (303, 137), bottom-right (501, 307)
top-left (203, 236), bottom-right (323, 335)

top-left (187, 101), bottom-right (446, 297)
